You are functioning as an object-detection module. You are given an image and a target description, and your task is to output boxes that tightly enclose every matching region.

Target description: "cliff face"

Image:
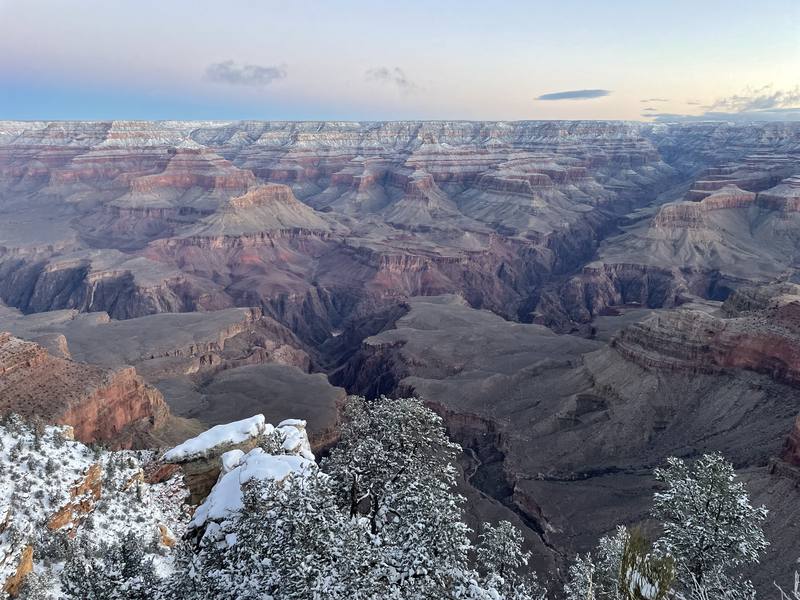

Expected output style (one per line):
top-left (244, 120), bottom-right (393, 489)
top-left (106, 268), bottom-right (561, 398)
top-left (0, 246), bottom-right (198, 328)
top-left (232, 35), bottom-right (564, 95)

top-left (59, 367), bottom-right (169, 445)
top-left (0, 333), bottom-right (169, 447)
top-left (0, 119), bottom-right (683, 349)
top-left (540, 145), bottom-right (800, 331)
top-left (612, 284), bottom-right (800, 385)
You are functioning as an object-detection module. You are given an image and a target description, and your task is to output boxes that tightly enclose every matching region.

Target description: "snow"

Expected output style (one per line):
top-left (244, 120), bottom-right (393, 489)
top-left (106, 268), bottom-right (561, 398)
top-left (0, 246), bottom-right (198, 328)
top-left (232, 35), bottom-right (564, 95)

top-left (221, 449), bottom-right (245, 474)
top-left (162, 414), bottom-right (269, 462)
top-left (190, 447), bottom-right (315, 532)
top-left (180, 416), bottom-right (317, 541)
top-left (0, 417), bottom-right (189, 594)
top-left (277, 420), bottom-right (315, 460)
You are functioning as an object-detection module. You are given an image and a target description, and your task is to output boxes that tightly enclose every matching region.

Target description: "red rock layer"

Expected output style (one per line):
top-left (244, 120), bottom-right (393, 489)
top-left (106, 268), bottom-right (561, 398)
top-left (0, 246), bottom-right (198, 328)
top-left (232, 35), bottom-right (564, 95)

top-left (0, 334), bottom-right (168, 447)
top-left (612, 292), bottom-right (800, 385)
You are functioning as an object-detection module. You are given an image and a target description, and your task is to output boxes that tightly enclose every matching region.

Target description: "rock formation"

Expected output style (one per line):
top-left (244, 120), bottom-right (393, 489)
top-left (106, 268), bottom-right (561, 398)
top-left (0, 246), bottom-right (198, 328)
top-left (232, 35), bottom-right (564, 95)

top-left (0, 332), bottom-right (168, 447)
top-left (1, 120), bottom-right (800, 594)
top-left (162, 414), bottom-right (314, 504)
top-left (336, 292), bottom-right (800, 590)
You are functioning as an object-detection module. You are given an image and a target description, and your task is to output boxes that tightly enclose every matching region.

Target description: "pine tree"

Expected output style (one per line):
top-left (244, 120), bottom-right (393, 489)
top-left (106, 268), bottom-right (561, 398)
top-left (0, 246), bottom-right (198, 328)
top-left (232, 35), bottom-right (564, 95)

top-left (61, 534), bottom-right (160, 600)
top-left (16, 572), bottom-right (54, 600)
top-left (188, 473), bottom-right (378, 600)
top-left (652, 453), bottom-right (767, 596)
top-left (323, 396), bottom-right (476, 597)
top-left (565, 553), bottom-right (599, 600)
top-left (617, 529), bottom-right (674, 600)
top-left (477, 521), bottom-right (545, 600)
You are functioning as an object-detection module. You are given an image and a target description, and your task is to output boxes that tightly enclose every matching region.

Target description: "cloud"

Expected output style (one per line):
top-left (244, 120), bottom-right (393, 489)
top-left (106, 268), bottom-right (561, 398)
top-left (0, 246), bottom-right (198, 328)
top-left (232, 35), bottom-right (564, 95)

top-left (640, 98), bottom-right (669, 103)
top-left (535, 89), bottom-right (610, 101)
top-left (645, 112), bottom-right (686, 120)
top-left (707, 85), bottom-right (800, 112)
top-left (686, 100), bottom-right (702, 106)
top-left (642, 107), bottom-right (658, 112)
top-left (365, 67), bottom-right (417, 91)
top-left (647, 85), bottom-right (800, 122)
top-left (205, 60), bottom-right (286, 86)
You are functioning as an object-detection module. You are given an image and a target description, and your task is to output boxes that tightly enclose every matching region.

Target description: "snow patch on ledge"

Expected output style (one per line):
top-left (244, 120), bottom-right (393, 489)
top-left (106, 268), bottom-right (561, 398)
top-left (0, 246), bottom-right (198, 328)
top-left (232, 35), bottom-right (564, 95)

top-left (190, 448), bottom-right (315, 533)
top-left (162, 414), bottom-right (269, 462)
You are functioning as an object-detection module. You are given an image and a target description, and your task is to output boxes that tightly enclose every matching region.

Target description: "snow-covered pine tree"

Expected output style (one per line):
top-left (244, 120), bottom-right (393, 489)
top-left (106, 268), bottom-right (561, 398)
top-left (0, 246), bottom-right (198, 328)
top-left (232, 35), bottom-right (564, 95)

top-left (160, 540), bottom-right (218, 600)
top-left (118, 532), bottom-right (161, 600)
top-left (61, 534), bottom-right (160, 600)
top-left (323, 396), bottom-right (462, 523)
top-left (323, 396), bottom-right (478, 597)
top-left (564, 527), bottom-right (630, 600)
top-left (16, 572), bottom-right (54, 600)
top-left (186, 472), bottom-right (379, 600)
top-left (565, 553), bottom-right (599, 600)
top-left (651, 453), bottom-right (767, 597)
top-left (617, 529), bottom-right (674, 600)
top-left (476, 521), bottom-right (546, 600)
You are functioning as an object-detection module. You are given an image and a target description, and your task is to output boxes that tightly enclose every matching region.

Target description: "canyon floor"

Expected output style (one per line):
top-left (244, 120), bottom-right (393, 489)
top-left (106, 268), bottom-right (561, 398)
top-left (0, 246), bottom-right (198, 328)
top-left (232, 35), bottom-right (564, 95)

top-left (0, 120), bottom-right (799, 592)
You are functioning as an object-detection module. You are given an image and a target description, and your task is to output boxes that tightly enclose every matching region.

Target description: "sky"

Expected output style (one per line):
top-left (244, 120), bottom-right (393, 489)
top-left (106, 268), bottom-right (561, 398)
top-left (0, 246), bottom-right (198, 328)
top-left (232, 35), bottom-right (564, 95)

top-left (1, 0), bottom-right (799, 122)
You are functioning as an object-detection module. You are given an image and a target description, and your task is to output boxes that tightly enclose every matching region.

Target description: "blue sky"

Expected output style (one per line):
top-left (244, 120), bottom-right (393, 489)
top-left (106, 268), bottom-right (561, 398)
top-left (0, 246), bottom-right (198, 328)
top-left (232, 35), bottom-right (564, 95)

top-left (1, 0), bottom-right (798, 121)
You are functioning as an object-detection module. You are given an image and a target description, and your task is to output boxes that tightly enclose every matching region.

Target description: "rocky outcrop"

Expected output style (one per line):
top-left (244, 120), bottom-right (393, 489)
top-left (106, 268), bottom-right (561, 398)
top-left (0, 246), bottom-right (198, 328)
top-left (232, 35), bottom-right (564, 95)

top-left (654, 185), bottom-right (756, 228)
top-left (2, 544), bottom-right (33, 597)
top-left (47, 463), bottom-right (103, 532)
top-left (756, 175), bottom-right (800, 212)
top-left (612, 284), bottom-right (800, 385)
top-left (162, 415), bottom-right (313, 503)
top-left (0, 334), bottom-right (169, 447)
top-left (538, 262), bottom-right (686, 329)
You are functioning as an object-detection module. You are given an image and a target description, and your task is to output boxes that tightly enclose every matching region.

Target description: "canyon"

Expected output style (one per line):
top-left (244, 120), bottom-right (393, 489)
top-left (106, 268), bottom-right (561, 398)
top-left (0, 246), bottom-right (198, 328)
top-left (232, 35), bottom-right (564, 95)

top-left (0, 120), bottom-right (799, 592)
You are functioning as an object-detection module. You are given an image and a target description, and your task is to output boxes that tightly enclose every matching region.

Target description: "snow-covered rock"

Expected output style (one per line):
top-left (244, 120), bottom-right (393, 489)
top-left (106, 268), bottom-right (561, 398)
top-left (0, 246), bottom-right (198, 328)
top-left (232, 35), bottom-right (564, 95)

top-left (162, 414), bottom-right (270, 462)
top-left (277, 419), bottom-right (314, 460)
top-left (181, 417), bottom-right (317, 542)
top-left (190, 448), bottom-right (315, 532)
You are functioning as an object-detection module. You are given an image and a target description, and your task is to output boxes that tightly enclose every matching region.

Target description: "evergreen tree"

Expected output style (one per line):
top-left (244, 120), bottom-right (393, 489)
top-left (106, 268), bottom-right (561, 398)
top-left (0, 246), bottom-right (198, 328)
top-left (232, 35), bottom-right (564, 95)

top-left (652, 453), bottom-right (767, 596)
top-left (564, 527), bottom-right (630, 600)
top-left (190, 473), bottom-right (378, 600)
top-left (565, 553), bottom-right (599, 600)
top-left (61, 534), bottom-right (160, 600)
top-left (477, 521), bottom-right (545, 600)
top-left (16, 572), bottom-right (54, 600)
top-left (323, 396), bottom-right (475, 597)
top-left (617, 529), bottom-right (674, 600)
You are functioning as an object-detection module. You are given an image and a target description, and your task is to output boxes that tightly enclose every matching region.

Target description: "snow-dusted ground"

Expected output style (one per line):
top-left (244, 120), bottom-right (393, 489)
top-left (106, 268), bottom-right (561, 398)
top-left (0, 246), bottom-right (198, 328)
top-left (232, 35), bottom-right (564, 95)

top-left (0, 413), bottom-right (315, 596)
top-left (0, 417), bottom-right (188, 597)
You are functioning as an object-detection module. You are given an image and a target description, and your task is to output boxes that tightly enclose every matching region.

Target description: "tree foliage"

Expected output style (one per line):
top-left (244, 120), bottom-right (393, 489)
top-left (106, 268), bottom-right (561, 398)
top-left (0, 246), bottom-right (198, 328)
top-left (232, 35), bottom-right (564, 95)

top-left (652, 453), bottom-right (767, 596)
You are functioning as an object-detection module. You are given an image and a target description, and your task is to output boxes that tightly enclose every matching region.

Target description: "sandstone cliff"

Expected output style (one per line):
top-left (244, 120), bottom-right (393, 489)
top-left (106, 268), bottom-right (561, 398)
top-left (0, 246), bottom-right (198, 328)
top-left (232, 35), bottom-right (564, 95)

top-left (0, 333), bottom-right (168, 447)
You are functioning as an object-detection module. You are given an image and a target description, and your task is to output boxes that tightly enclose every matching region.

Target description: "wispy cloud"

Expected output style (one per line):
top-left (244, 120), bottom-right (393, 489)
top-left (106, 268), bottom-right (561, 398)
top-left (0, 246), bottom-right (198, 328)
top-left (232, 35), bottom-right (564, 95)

top-left (535, 89), bottom-right (610, 101)
top-left (640, 98), bottom-right (669, 103)
top-left (686, 100), bottom-right (702, 106)
top-left (648, 85), bottom-right (800, 122)
top-left (707, 85), bottom-right (800, 112)
top-left (365, 67), bottom-right (417, 91)
top-left (205, 60), bottom-right (287, 86)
